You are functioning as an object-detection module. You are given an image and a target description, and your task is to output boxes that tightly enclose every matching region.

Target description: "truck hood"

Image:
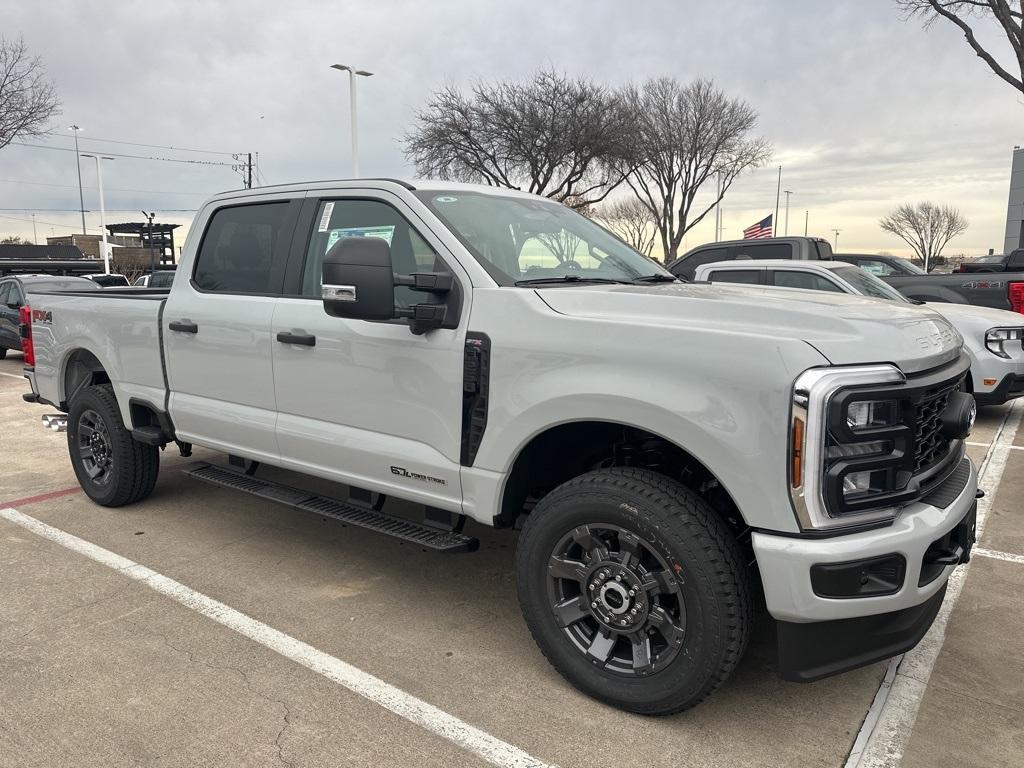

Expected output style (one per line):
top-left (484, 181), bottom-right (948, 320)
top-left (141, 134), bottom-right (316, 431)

top-left (536, 282), bottom-right (963, 374)
top-left (924, 301), bottom-right (1024, 334)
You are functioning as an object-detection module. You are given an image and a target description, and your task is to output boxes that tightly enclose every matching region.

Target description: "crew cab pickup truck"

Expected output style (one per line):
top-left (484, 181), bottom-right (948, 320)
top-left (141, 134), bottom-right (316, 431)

top-left (694, 259), bottom-right (1024, 405)
top-left (836, 253), bottom-right (1024, 312)
top-left (954, 249), bottom-right (1024, 273)
top-left (21, 180), bottom-right (980, 715)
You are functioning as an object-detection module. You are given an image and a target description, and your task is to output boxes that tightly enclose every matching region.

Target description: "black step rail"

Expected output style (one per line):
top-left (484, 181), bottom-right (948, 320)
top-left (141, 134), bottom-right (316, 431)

top-left (183, 462), bottom-right (479, 553)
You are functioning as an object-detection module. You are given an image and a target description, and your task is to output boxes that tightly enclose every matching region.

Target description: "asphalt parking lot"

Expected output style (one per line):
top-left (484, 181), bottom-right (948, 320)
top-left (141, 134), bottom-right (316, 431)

top-left (1, 351), bottom-right (1022, 768)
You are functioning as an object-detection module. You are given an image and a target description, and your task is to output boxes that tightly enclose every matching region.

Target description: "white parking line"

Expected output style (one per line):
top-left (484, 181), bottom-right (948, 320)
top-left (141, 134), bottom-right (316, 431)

top-left (847, 399), bottom-right (1023, 768)
top-left (0, 505), bottom-right (555, 768)
top-left (974, 546), bottom-right (1024, 566)
top-left (0, 370), bottom-right (25, 380)
top-left (967, 440), bottom-right (1024, 452)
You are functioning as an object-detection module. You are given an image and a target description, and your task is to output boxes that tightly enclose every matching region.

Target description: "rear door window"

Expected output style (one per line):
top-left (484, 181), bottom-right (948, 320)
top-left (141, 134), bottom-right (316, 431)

top-left (193, 202), bottom-right (294, 294)
top-left (733, 242), bottom-right (792, 260)
top-left (706, 269), bottom-right (762, 285)
top-left (0, 282), bottom-right (11, 306)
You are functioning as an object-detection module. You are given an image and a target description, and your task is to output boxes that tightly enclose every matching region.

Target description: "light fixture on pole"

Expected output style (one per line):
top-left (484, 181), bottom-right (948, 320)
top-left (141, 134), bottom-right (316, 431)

top-left (69, 125), bottom-right (86, 234)
top-left (330, 64), bottom-right (374, 177)
top-left (783, 190), bottom-right (793, 236)
top-left (81, 154), bottom-right (114, 274)
top-left (142, 210), bottom-right (156, 276)
top-left (832, 228), bottom-right (842, 250)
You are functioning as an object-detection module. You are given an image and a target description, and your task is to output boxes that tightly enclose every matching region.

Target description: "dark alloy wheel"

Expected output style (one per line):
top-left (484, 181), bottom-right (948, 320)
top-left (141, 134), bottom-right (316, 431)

top-left (76, 409), bottom-right (116, 487)
top-left (516, 467), bottom-right (751, 715)
top-left (67, 383), bottom-right (160, 507)
top-left (548, 523), bottom-right (686, 677)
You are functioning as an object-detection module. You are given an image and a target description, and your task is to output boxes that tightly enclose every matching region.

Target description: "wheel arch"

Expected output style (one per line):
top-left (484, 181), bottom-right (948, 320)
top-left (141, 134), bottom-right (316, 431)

top-left (496, 418), bottom-right (749, 543)
top-left (61, 347), bottom-right (111, 408)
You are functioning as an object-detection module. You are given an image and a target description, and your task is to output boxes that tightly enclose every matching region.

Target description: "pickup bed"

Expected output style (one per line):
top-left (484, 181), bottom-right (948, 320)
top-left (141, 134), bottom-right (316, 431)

top-left (21, 179), bottom-right (980, 715)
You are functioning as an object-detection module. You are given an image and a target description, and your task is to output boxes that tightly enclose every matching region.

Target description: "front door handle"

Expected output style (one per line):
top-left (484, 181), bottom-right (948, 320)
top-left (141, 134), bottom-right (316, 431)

top-left (276, 331), bottom-right (316, 347)
top-left (169, 321), bottom-right (198, 334)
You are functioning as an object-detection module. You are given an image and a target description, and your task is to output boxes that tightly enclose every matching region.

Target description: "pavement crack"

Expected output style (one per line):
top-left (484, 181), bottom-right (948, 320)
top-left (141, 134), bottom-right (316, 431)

top-left (125, 620), bottom-right (295, 766)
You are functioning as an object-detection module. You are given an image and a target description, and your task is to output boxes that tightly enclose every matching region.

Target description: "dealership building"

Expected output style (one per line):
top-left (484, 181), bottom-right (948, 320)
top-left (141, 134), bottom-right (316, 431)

top-left (1007, 146), bottom-right (1024, 255)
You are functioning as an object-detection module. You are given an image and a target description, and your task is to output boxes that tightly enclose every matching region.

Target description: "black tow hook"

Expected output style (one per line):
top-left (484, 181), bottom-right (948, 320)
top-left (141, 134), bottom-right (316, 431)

top-left (975, 488), bottom-right (986, 499)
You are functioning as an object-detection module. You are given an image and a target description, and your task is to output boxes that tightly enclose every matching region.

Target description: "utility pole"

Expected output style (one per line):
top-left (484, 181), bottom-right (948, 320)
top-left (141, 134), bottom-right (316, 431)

top-left (247, 152), bottom-right (253, 189)
top-left (331, 64), bottom-right (374, 177)
top-left (832, 228), bottom-right (842, 250)
top-left (773, 165), bottom-right (782, 236)
top-left (31, 213), bottom-right (37, 243)
top-left (82, 154), bottom-right (114, 274)
top-left (804, 210), bottom-right (809, 237)
top-left (142, 211), bottom-right (156, 276)
top-left (783, 190), bottom-right (793, 236)
top-left (70, 125), bottom-right (86, 234)
top-left (714, 173), bottom-right (722, 242)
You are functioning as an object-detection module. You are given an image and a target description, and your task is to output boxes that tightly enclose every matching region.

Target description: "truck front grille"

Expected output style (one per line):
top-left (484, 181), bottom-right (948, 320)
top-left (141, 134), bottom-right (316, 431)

top-left (913, 386), bottom-right (955, 474)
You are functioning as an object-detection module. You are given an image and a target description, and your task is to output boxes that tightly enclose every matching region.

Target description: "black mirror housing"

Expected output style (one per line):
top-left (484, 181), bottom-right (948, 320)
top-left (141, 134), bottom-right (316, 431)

top-left (322, 237), bottom-right (396, 320)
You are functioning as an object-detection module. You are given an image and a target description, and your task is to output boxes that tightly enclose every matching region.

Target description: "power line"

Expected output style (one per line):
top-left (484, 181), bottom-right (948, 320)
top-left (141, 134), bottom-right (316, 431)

top-left (12, 141), bottom-right (238, 167)
top-left (0, 178), bottom-right (210, 196)
top-left (41, 130), bottom-right (237, 156)
top-left (0, 213), bottom-right (86, 230)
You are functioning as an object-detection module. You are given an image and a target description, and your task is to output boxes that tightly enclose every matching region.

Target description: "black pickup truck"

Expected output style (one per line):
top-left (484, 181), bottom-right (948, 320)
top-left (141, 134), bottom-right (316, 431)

top-left (835, 253), bottom-right (1024, 312)
top-left (953, 249), bottom-right (1024, 273)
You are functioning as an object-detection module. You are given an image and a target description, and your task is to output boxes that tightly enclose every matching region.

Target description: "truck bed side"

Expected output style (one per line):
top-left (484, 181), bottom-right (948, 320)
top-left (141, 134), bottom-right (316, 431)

top-left (27, 290), bottom-right (168, 427)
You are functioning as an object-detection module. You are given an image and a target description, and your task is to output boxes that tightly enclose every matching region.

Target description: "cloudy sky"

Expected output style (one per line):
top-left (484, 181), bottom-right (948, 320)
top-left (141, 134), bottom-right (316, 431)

top-left (1, 0), bottom-right (1021, 258)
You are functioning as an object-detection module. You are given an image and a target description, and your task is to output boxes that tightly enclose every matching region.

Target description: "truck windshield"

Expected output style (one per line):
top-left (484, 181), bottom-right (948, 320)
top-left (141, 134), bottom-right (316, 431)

top-left (414, 190), bottom-right (671, 286)
top-left (833, 266), bottom-right (911, 303)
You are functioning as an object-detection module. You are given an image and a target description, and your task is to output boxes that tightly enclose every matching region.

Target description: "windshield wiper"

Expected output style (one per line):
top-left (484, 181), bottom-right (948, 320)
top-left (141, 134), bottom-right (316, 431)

top-left (514, 275), bottom-right (634, 286)
top-left (632, 274), bottom-right (679, 283)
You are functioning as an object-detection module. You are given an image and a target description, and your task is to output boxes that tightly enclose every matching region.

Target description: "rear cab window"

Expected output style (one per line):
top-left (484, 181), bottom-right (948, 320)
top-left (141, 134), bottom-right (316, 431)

top-left (733, 242), bottom-right (792, 260)
top-left (672, 247), bottom-right (731, 279)
top-left (193, 201), bottom-right (296, 294)
top-left (706, 269), bottom-right (762, 285)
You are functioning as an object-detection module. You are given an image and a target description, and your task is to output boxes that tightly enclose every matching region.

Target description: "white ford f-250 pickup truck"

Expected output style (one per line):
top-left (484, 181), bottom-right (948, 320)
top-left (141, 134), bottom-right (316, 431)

top-left (21, 179), bottom-right (980, 715)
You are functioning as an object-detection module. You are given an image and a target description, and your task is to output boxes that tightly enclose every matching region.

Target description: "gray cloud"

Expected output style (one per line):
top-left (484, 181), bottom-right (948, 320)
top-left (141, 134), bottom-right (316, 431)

top-left (1, 0), bottom-right (1020, 256)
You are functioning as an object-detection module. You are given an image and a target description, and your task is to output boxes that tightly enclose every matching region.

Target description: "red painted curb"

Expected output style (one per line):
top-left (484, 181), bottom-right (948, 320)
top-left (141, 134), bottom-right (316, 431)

top-left (1, 485), bottom-right (83, 508)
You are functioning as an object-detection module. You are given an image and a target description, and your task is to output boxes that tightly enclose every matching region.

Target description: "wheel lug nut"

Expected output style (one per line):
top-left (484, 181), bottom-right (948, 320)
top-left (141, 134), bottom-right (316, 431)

top-left (591, 601), bottom-right (598, 608)
top-left (615, 575), bottom-right (622, 582)
top-left (620, 619), bottom-right (628, 626)
top-left (628, 589), bottom-right (635, 597)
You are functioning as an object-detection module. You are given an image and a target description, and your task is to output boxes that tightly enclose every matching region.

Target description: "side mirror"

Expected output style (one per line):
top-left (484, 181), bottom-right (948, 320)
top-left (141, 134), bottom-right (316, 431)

top-left (7, 302), bottom-right (20, 310)
top-left (322, 237), bottom-right (396, 321)
top-left (321, 237), bottom-right (454, 334)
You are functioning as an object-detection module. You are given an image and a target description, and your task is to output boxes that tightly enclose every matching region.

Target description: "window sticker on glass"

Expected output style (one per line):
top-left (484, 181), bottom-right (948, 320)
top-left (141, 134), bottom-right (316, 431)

top-left (324, 225), bottom-right (396, 253)
top-left (317, 202), bottom-right (335, 232)
top-left (434, 196), bottom-right (458, 203)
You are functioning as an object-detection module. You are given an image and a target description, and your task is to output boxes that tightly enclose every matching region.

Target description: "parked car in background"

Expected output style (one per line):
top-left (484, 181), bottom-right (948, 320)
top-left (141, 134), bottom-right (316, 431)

top-left (953, 249), bottom-right (1024, 273)
top-left (0, 274), bottom-right (99, 358)
top-left (668, 236), bottom-right (833, 280)
top-left (834, 253), bottom-right (1024, 312)
top-left (694, 259), bottom-right (1024, 405)
top-left (133, 270), bottom-right (177, 288)
top-left (84, 273), bottom-right (130, 288)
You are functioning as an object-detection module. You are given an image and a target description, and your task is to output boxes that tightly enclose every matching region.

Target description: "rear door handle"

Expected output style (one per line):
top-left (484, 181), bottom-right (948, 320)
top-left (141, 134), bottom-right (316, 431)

top-left (169, 321), bottom-right (198, 334)
top-left (276, 331), bottom-right (316, 347)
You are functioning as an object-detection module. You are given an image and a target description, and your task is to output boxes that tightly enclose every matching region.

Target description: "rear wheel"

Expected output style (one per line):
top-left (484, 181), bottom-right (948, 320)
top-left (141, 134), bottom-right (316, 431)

top-left (67, 383), bottom-right (159, 506)
top-left (516, 468), bottom-right (751, 715)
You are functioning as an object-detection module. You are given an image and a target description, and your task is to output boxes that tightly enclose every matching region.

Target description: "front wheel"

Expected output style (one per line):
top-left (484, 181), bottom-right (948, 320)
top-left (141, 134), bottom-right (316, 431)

top-left (516, 468), bottom-right (751, 715)
top-left (67, 383), bottom-right (160, 506)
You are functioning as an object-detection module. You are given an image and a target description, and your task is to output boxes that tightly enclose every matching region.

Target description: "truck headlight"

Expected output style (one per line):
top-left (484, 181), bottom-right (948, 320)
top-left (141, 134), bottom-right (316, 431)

top-left (790, 366), bottom-right (909, 531)
top-left (984, 327), bottom-right (1024, 359)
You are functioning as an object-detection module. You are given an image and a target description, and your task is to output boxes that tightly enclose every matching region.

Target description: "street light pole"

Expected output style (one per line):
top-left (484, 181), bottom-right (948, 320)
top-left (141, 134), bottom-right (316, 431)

top-left (82, 154), bottom-right (114, 274)
top-left (70, 125), bottom-right (86, 234)
top-left (142, 211), bottom-right (156, 277)
top-left (783, 190), bottom-right (793, 236)
top-left (330, 64), bottom-right (373, 177)
top-left (804, 210), bottom-right (809, 237)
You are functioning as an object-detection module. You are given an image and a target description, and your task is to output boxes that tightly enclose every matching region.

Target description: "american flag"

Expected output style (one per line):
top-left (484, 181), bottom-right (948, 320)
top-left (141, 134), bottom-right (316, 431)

top-left (743, 215), bottom-right (773, 239)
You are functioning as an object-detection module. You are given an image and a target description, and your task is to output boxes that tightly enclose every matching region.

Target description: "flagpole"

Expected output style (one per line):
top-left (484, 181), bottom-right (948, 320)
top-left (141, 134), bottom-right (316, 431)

top-left (773, 165), bottom-right (781, 237)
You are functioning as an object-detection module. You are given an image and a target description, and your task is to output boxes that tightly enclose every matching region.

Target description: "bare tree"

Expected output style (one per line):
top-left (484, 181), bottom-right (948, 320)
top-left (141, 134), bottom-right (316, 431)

top-left (405, 69), bottom-right (633, 209)
top-left (879, 202), bottom-right (969, 271)
top-left (597, 197), bottom-right (658, 257)
top-left (0, 36), bottom-right (60, 151)
top-left (1, 235), bottom-right (33, 244)
top-left (897, 1), bottom-right (1024, 95)
top-left (620, 78), bottom-right (771, 262)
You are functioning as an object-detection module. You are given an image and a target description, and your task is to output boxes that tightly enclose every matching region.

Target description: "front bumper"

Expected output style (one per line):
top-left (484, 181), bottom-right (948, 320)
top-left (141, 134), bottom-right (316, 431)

top-left (753, 457), bottom-right (976, 625)
top-left (973, 372), bottom-right (1024, 406)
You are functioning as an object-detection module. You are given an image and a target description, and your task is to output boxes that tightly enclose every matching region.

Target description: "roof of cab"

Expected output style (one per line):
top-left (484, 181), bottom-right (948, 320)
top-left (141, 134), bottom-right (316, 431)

top-left (203, 178), bottom-right (545, 204)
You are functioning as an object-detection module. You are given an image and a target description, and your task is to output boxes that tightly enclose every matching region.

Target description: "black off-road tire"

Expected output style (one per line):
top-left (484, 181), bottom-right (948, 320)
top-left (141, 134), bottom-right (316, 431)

top-left (67, 383), bottom-right (160, 507)
top-left (516, 468), bottom-right (752, 715)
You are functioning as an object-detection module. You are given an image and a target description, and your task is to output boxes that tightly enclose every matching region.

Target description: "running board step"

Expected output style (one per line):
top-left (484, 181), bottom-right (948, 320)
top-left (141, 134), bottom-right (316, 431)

top-left (183, 462), bottom-right (479, 553)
